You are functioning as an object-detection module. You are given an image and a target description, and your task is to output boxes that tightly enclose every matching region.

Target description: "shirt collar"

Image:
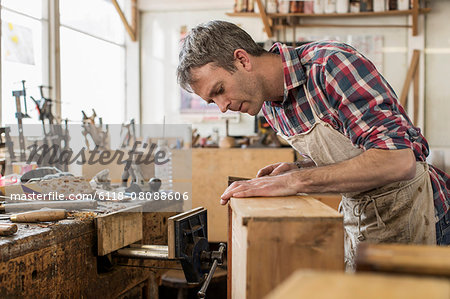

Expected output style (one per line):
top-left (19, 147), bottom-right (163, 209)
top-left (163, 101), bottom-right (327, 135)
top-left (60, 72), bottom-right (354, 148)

top-left (269, 43), bottom-right (307, 101)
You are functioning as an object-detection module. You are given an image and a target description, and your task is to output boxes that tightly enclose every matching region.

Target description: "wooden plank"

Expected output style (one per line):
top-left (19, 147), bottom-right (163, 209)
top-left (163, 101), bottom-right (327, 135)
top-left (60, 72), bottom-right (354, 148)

top-left (95, 205), bottom-right (143, 256)
top-left (230, 195), bottom-right (344, 299)
top-left (231, 195), bottom-right (342, 221)
top-left (412, 0), bottom-right (419, 36)
top-left (399, 49), bottom-right (420, 108)
top-left (226, 8), bottom-right (431, 18)
top-left (227, 204), bottom-right (233, 299)
top-left (413, 60), bottom-right (420, 125)
top-left (356, 243), bottom-right (450, 277)
top-left (192, 148), bottom-right (295, 242)
top-left (231, 205), bottom-right (248, 299)
top-left (265, 270), bottom-right (450, 299)
top-left (112, 0), bottom-right (137, 41)
top-left (308, 193), bottom-right (342, 211)
top-left (255, 0), bottom-right (273, 38)
top-left (225, 12), bottom-right (260, 17)
top-left (273, 24), bottom-right (411, 29)
top-left (167, 207), bottom-right (204, 259)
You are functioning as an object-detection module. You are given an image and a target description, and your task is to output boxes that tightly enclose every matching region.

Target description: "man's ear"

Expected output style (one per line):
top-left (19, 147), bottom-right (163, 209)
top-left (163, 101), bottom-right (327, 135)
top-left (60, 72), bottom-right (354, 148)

top-left (233, 49), bottom-right (252, 71)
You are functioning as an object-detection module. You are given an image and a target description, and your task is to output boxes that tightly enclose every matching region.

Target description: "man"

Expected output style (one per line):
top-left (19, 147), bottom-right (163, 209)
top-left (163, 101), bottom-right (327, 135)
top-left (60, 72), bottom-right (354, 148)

top-left (177, 20), bottom-right (450, 268)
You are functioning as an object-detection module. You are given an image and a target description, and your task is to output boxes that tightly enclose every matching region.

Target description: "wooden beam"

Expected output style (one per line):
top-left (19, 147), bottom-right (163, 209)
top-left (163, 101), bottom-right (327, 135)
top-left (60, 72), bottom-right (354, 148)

top-left (413, 62), bottom-right (419, 124)
top-left (112, 0), bottom-right (138, 42)
top-left (255, 0), bottom-right (273, 38)
top-left (95, 205), bottom-right (143, 256)
top-left (412, 0), bottom-right (419, 36)
top-left (356, 243), bottom-right (450, 277)
top-left (274, 24), bottom-right (411, 29)
top-left (399, 49), bottom-right (420, 108)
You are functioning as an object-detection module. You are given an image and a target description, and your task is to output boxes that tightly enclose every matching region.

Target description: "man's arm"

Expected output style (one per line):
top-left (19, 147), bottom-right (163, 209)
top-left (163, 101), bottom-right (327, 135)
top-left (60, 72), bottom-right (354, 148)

top-left (220, 148), bottom-right (416, 204)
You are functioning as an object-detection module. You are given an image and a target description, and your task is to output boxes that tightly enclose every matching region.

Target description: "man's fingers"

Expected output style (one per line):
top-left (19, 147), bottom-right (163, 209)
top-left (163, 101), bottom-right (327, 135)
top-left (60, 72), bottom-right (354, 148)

top-left (270, 163), bottom-right (292, 176)
top-left (257, 164), bottom-right (279, 177)
top-left (221, 182), bottom-right (245, 201)
top-left (270, 165), bottom-right (285, 176)
top-left (257, 167), bottom-right (272, 177)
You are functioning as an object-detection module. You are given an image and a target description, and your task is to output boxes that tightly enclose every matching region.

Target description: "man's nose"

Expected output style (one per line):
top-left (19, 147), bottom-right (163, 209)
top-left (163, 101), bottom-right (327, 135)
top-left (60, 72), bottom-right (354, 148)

top-left (215, 97), bottom-right (230, 113)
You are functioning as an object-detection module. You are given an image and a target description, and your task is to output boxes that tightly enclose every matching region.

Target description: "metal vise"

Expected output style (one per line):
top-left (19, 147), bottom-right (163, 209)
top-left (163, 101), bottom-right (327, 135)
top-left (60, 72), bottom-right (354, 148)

top-left (114, 207), bottom-right (225, 298)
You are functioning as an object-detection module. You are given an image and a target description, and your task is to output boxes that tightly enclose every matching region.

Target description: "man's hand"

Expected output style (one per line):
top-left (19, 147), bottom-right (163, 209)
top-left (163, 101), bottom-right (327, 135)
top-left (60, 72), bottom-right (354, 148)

top-left (219, 148), bottom-right (416, 205)
top-left (256, 162), bottom-right (299, 177)
top-left (220, 171), bottom-right (300, 205)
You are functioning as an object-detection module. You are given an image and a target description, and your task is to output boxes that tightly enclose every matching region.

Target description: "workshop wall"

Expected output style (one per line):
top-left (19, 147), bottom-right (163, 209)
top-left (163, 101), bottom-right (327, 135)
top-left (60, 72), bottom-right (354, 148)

top-left (139, 0), bottom-right (449, 161)
top-left (140, 2), bottom-right (263, 137)
top-left (425, 0), bottom-right (450, 148)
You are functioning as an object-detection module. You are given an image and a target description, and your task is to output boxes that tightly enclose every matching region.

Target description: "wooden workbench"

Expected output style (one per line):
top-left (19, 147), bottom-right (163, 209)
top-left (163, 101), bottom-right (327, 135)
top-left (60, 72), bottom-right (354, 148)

top-left (0, 212), bottom-right (177, 297)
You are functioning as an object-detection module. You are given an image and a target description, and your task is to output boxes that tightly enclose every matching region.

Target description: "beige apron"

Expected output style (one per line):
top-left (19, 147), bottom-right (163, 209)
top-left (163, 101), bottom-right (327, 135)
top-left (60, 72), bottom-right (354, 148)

top-left (271, 85), bottom-right (436, 270)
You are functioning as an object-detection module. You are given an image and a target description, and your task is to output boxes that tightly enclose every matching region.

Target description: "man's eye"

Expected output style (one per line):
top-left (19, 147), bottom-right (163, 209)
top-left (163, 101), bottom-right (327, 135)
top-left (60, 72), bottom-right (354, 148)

top-left (217, 86), bottom-right (224, 94)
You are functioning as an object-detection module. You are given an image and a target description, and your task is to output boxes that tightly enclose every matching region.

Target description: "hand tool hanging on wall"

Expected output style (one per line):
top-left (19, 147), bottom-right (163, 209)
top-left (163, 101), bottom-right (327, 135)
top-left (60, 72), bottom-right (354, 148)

top-left (2, 127), bottom-right (16, 161)
top-left (119, 118), bottom-right (136, 148)
top-left (81, 109), bottom-right (109, 150)
top-left (29, 86), bottom-right (70, 171)
top-left (30, 85), bottom-right (54, 136)
top-left (12, 80), bottom-right (31, 161)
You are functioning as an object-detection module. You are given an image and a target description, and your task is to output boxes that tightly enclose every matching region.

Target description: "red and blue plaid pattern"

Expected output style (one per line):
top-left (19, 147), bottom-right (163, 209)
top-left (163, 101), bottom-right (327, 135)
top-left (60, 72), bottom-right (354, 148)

top-left (263, 41), bottom-right (449, 221)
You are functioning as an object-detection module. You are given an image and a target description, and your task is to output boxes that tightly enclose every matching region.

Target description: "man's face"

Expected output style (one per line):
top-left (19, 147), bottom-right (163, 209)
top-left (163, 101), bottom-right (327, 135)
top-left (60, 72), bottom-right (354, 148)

top-left (189, 62), bottom-right (264, 116)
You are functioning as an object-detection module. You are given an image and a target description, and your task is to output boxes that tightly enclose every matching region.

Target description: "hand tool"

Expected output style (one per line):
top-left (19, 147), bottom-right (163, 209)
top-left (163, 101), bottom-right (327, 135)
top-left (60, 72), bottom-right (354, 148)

top-left (0, 208), bottom-right (66, 222)
top-left (0, 200), bottom-right (97, 213)
top-left (12, 80), bottom-right (31, 161)
top-left (0, 223), bottom-right (18, 236)
top-left (2, 126), bottom-right (16, 161)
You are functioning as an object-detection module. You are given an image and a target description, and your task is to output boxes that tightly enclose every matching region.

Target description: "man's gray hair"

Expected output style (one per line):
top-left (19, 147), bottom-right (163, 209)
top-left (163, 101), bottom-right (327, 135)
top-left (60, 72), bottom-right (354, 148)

top-left (177, 20), bottom-right (266, 92)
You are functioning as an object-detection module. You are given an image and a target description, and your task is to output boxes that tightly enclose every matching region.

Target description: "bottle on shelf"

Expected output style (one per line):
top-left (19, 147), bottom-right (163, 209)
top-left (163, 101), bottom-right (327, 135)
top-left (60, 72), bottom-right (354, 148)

top-left (350, 0), bottom-right (360, 12)
top-left (278, 0), bottom-right (290, 13)
top-left (324, 0), bottom-right (337, 13)
top-left (373, 0), bottom-right (386, 12)
top-left (336, 0), bottom-right (349, 13)
top-left (304, 1), bottom-right (314, 13)
top-left (314, 0), bottom-right (326, 13)
top-left (266, 0), bottom-right (279, 13)
top-left (397, 0), bottom-right (410, 10)
top-left (360, 0), bottom-right (374, 12)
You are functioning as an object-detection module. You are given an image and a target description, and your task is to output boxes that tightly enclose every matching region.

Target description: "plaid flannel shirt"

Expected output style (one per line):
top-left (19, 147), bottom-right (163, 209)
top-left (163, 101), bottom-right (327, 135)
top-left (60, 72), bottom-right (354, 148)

top-left (262, 41), bottom-right (449, 221)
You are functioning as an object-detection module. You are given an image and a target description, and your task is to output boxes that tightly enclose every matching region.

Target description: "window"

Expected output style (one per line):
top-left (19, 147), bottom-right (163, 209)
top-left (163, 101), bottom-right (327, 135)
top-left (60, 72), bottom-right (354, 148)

top-left (59, 0), bottom-right (126, 124)
top-left (1, 0), bottom-right (48, 125)
top-left (0, 0), bottom-right (127, 126)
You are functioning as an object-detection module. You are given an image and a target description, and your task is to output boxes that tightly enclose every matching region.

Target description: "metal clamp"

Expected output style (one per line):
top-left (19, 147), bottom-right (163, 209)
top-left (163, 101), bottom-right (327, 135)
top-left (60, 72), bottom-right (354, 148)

top-left (197, 243), bottom-right (226, 298)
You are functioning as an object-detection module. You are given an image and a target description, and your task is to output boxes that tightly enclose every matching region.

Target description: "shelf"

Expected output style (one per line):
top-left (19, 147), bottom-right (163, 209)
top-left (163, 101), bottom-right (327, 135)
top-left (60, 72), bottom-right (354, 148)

top-left (274, 8), bottom-right (430, 18)
top-left (226, 12), bottom-right (260, 17)
top-left (226, 0), bottom-right (430, 37)
top-left (226, 8), bottom-right (431, 18)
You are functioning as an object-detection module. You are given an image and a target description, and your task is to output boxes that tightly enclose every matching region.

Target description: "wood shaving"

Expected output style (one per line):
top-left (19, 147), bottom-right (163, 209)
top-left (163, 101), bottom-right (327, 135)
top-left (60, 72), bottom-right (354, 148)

top-left (68, 211), bottom-right (97, 220)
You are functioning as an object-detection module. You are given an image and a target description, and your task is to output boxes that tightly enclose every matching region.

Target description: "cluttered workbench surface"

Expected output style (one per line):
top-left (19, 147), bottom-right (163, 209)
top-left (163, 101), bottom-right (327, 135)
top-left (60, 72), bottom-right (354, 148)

top-left (0, 209), bottom-right (177, 298)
